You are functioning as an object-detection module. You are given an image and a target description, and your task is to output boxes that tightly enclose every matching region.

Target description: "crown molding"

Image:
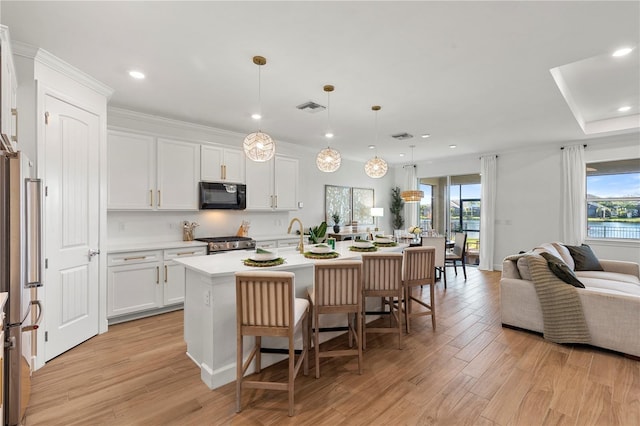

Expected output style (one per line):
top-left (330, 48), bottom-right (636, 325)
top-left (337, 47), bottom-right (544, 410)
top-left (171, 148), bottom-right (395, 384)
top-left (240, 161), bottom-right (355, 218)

top-left (13, 41), bottom-right (113, 99)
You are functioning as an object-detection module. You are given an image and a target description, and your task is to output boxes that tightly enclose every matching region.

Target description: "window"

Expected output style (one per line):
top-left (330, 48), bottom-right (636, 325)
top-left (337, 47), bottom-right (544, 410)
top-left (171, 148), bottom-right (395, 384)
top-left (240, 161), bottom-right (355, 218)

top-left (586, 159), bottom-right (640, 240)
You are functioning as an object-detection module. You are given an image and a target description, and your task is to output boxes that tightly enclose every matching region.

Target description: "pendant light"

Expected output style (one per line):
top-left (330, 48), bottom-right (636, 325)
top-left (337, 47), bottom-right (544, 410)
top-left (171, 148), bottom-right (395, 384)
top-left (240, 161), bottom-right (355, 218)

top-left (364, 105), bottom-right (388, 178)
top-left (244, 56), bottom-right (275, 162)
top-left (401, 145), bottom-right (424, 202)
top-left (316, 84), bottom-right (341, 172)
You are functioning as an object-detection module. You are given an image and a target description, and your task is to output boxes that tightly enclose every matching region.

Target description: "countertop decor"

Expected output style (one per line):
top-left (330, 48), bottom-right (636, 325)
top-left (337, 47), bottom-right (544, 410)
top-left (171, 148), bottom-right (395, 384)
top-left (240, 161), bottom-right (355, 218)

top-left (303, 251), bottom-right (340, 260)
top-left (243, 257), bottom-right (285, 267)
top-left (349, 246), bottom-right (378, 252)
top-left (373, 241), bottom-right (398, 247)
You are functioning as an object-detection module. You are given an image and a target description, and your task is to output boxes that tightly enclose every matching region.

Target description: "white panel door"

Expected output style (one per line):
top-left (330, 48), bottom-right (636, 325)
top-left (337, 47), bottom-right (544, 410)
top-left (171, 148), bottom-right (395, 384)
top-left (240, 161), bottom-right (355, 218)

top-left (157, 138), bottom-right (199, 210)
top-left (44, 95), bottom-right (100, 361)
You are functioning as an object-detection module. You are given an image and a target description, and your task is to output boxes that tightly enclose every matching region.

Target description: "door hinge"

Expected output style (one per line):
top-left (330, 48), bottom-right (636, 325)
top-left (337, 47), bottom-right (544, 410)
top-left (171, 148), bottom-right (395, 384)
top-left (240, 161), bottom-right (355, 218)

top-left (45, 258), bottom-right (48, 269)
top-left (44, 111), bottom-right (50, 125)
top-left (45, 331), bottom-right (48, 342)
top-left (45, 186), bottom-right (48, 196)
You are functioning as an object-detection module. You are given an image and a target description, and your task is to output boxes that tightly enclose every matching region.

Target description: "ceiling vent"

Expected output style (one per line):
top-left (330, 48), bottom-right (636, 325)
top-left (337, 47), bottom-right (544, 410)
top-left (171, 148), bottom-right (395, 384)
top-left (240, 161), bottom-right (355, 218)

top-left (296, 101), bottom-right (326, 113)
top-left (391, 132), bottom-right (414, 140)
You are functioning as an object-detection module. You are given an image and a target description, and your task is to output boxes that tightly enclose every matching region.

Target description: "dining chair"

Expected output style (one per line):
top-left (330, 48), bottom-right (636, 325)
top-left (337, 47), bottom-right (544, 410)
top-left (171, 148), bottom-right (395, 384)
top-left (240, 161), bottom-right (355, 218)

top-left (309, 260), bottom-right (363, 378)
top-left (403, 246), bottom-right (436, 332)
top-left (361, 252), bottom-right (404, 349)
top-left (235, 271), bottom-right (309, 417)
top-left (445, 232), bottom-right (467, 280)
top-left (421, 236), bottom-right (447, 288)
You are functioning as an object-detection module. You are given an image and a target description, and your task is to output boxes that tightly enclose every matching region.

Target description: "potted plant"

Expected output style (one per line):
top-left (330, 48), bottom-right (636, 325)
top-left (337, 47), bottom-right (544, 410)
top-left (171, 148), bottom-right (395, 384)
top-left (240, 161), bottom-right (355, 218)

top-left (390, 186), bottom-right (405, 231)
top-left (331, 212), bottom-right (341, 233)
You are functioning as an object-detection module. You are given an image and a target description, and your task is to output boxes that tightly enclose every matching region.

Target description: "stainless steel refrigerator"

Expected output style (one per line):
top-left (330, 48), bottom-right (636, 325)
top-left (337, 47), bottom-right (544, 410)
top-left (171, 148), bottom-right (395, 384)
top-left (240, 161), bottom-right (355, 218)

top-left (0, 147), bottom-right (42, 426)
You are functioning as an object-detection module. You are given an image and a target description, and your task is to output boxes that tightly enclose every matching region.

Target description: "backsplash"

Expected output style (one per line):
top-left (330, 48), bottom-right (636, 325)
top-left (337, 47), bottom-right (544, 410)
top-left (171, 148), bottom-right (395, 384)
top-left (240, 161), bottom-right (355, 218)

top-left (107, 210), bottom-right (294, 245)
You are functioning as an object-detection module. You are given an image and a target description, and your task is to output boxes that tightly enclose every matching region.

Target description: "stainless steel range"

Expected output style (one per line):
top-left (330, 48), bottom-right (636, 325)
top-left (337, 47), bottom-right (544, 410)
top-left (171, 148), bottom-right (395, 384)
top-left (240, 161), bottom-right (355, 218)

top-left (195, 236), bottom-right (256, 254)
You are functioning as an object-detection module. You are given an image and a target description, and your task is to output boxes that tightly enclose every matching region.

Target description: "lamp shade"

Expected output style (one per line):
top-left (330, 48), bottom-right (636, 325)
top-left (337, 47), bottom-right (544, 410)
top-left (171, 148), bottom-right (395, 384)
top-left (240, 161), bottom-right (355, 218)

top-left (316, 147), bottom-right (341, 172)
top-left (400, 190), bottom-right (424, 202)
top-left (364, 156), bottom-right (388, 178)
top-left (370, 207), bottom-right (384, 217)
top-left (243, 131), bottom-right (275, 162)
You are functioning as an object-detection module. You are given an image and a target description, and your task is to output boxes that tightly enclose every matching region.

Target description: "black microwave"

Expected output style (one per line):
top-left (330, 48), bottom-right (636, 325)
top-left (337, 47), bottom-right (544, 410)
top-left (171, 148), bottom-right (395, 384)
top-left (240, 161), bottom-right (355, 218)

top-left (199, 182), bottom-right (246, 210)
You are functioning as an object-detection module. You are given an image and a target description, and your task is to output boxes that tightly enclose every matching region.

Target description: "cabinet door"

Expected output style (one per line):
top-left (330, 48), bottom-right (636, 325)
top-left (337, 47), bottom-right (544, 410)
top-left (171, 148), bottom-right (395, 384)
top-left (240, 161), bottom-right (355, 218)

top-left (157, 138), bottom-right (200, 210)
top-left (107, 131), bottom-right (156, 210)
top-left (200, 145), bottom-right (223, 181)
top-left (274, 156), bottom-right (299, 210)
top-left (107, 262), bottom-right (162, 317)
top-left (164, 261), bottom-right (186, 305)
top-left (245, 158), bottom-right (274, 210)
top-left (222, 148), bottom-right (245, 183)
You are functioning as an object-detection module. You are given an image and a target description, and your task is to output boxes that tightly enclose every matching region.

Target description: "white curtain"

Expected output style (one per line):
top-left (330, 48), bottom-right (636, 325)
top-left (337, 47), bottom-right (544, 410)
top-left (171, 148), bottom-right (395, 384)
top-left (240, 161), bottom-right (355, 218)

top-left (561, 145), bottom-right (586, 245)
top-left (479, 155), bottom-right (497, 271)
top-left (404, 165), bottom-right (418, 229)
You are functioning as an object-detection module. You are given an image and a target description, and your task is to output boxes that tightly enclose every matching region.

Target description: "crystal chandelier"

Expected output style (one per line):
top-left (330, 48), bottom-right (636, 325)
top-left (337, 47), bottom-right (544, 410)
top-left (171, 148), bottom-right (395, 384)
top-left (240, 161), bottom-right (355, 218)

top-left (365, 105), bottom-right (388, 178)
top-left (316, 84), bottom-right (341, 172)
top-left (244, 56), bottom-right (275, 162)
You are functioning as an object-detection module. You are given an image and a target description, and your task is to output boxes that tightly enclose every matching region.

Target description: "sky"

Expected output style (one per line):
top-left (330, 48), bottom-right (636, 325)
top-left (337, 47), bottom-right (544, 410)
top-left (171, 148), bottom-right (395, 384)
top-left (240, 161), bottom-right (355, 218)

top-left (587, 173), bottom-right (640, 198)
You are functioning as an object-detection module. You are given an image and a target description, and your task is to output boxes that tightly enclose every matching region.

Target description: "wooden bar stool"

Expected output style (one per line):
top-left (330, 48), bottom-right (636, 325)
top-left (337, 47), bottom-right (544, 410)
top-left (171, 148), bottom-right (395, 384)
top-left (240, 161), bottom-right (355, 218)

top-left (309, 260), bottom-right (363, 378)
top-left (361, 252), bottom-right (404, 349)
top-left (403, 246), bottom-right (436, 332)
top-left (235, 271), bottom-right (309, 417)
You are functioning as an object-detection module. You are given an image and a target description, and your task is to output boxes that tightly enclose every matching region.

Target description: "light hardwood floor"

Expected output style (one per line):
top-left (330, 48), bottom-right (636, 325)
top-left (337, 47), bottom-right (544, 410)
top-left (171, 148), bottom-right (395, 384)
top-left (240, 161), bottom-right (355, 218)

top-left (25, 268), bottom-right (639, 425)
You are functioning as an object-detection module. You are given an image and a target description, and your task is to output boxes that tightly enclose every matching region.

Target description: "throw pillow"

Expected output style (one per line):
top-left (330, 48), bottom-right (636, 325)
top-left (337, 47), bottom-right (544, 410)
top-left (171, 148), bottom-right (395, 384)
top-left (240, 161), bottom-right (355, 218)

top-left (539, 252), bottom-right (585, 288)
top-left (563, 244), bottom-right (604, 271)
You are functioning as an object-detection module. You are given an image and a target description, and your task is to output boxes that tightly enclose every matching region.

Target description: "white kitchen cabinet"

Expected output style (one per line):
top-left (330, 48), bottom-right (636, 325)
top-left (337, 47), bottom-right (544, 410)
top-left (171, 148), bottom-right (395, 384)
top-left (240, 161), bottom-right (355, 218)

top-left (277, 238), bottom-right (302, 249)
top-left (0, 26), bottom-right (18, 150)
top-left (201, 145), bottom-right (245, 183)
top-left (163, 246), bottom-right (207, 306)
top-left (157, 138), bottom-right (200, 210)
top-left (107, 131), bottom-right (200, 210)
top-left (245, 155), bottom-right (299, 211)
top-left (107, 250), bottom-right (163, 318)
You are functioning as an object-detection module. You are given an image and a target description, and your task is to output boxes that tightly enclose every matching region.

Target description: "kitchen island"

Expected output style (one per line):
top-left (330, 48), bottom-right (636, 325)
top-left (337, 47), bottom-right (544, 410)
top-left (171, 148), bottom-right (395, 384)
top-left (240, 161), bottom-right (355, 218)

top-left (175, 241), bottom-right (407, 390)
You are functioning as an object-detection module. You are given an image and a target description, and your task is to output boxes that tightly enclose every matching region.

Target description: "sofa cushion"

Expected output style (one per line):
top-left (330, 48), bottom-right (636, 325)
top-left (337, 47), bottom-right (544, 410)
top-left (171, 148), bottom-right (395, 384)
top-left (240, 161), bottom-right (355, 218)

top-left (576, 270), bottom-right (640, 285)
top-left (535, 243), bottom-right (563, 261)
top-left (517, 257), bottom-right (532, 281)
top-left (580, 277), bottom-right (640, 296)
top-left (564, 244), bottom-right (604, 271)
top-left (539, 252), bottom-right (585, 288)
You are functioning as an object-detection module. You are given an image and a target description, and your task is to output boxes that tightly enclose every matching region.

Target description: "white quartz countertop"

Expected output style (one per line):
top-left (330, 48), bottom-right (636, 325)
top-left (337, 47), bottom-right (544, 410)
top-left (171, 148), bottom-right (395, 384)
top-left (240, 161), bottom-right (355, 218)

top-left (174, 241), bottom-right (408, 277)
top-left (251, 234), bottom-right (303, 241)
top-left (108, 240), bottom-right (208, 254)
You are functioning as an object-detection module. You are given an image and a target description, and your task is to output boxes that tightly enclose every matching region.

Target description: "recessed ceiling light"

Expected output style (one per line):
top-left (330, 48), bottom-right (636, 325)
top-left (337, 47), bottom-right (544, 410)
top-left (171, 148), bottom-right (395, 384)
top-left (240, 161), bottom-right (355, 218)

top-left (421, 134), bottom-right (431, 138)
top-left (368, 145), bottom-right (375, 149)
top-left (449, 144), bottom-right (457, 149)
top-left (618, 106), bottom-right (631, 112)
top-left (251, 113), bottom-right (261, 120)
top-left (128, 70), bottom-right (145, 80)
top-left (325, 132), bottom-right (334, 138)
top-left (612, 47), bottom-right (633, 57)
top-left (399, 153), bottom-right (405, 157)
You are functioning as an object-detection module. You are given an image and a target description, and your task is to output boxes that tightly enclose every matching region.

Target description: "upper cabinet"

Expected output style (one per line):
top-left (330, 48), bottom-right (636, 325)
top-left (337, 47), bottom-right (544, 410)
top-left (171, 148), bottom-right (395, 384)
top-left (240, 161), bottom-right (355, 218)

top-left (201, 145), bottom-right (245, 183)
top-left (245, 155), bottom-right (299, 211)
top-left (107, 130), bottom-right (200, 210)
top-left (0, 26), bottom-right (18, 149)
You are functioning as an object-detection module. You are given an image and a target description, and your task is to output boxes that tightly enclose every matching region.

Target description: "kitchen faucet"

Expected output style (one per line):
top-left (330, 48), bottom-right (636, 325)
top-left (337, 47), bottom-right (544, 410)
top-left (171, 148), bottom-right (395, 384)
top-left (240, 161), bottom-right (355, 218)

top-left (287, 217), bottom-right (305, 254)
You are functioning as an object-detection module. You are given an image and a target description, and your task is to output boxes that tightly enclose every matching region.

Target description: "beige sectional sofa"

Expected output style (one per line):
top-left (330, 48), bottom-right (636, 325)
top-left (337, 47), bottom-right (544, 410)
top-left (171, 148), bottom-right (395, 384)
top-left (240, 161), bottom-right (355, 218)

top-left (501, 242), bottom-right (640, 357)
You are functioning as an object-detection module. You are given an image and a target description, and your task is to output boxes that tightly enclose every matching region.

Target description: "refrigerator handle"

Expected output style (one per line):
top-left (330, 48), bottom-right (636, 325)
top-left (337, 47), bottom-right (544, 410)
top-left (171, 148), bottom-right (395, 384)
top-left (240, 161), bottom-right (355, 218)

top-left (26, 178), bottom-right (43, 288)
top-left (21, 300), bottom-right (43, 333)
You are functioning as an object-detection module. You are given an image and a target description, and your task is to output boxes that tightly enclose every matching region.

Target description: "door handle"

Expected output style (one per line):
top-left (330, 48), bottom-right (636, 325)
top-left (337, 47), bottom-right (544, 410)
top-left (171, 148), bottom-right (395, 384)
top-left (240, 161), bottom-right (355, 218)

top-left (164, 265), bottom-right (168, 283)
top-left (88, 248), bottom-right (100, 261)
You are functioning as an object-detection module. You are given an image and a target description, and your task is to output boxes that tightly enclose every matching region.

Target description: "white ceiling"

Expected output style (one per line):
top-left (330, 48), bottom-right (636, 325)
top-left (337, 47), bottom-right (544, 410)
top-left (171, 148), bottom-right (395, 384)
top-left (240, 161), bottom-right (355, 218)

top-left (2, 1), bottom-right (639, 164)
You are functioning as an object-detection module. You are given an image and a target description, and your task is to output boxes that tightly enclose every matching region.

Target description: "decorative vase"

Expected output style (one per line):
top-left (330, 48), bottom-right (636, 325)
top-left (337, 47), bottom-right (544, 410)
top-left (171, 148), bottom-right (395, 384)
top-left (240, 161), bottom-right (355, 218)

top-left (333, 225), bottom-right (340, 233)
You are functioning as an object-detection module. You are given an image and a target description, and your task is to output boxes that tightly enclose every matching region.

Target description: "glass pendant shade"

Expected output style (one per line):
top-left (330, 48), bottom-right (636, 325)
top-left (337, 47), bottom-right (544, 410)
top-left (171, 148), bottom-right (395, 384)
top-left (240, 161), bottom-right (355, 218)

top-left (243, 131), bottom-right (275, 162)
top-left (365, 156), bottom-right (388, 178)
top-left (316, 147), bottom-right (341, 172)
top-left (401, 190), bottom-right (424, 202)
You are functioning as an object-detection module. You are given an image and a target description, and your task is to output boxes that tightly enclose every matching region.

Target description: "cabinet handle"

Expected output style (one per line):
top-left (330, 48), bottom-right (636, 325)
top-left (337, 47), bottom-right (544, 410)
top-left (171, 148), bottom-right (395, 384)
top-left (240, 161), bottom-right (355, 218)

top-left (177, 251), bottom-right (196, 256)
top-left (220, 165), bottom-right (224, 180)
top-left (156, 266), bottom-right (159, 284)
top-left (11, 108), bottom-right (18, 142)
top-left (149, 189), bottom-right (153, 207)
top-left (274, 195), bottom-right (278, 208)
top-left (157, 190), bottom-right (161, 207)
top-left (124, 256), bottom-right (146, 261)
top-left (164, 265), bottom-right (168, 283)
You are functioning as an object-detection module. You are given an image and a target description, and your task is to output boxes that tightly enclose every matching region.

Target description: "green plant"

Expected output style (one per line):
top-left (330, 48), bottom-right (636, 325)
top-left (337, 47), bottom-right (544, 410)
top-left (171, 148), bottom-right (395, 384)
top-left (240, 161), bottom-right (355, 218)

top-left (331, 212), bottom-right (341, 225)
top-left (390, 186), bottom-right (405, 230)
top-left (308, 221), bottom-right (328, 244)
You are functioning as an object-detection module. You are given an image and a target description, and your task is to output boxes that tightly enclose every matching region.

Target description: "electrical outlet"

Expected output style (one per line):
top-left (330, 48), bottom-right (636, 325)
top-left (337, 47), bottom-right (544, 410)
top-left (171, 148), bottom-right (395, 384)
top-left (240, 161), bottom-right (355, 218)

top-left (204, 290), bottom-right (211, 306)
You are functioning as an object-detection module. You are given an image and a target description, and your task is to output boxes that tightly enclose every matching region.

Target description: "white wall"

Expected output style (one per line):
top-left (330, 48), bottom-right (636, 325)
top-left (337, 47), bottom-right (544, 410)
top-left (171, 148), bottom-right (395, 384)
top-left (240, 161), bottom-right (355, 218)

top-left (107, 109), bottom-right (395, 245)
top-left (399, 133), bottom-right (640, 269)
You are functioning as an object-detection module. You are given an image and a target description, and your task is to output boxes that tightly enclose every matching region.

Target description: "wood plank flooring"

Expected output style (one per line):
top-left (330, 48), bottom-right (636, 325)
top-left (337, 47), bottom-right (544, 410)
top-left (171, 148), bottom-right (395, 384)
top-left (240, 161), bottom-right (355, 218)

top-left (24, 268), bottom-right (639, 425)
